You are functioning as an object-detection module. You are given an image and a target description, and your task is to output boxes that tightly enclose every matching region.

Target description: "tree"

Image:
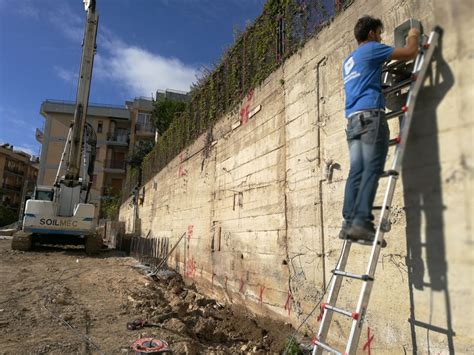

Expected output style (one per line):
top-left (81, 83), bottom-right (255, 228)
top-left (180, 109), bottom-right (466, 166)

top-left (127, 140), bottom-right (154, 170)
top-left (152, 98), bottom-right (187, 135)
top-left (0, 205), bottom-right (17, 228)
top-left (100, 190), bottom-right (120, 220)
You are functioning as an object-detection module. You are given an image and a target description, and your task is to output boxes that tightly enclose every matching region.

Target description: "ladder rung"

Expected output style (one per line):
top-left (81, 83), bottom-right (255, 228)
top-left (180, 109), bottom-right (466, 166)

top-left (380, 170), bottom-right (399, 178)
top-left (324, 304), bottom-right (359, 319)
top-left (386, 109), bottom-right (404, 119)
top-left (382, 78), bottom-right (412, 94)
top-left (313, 339), bottom-right (342, 354)
top-left (332, 269), bottom-right (374, 281)
top-left (382, 60), bottom-right (408, 72)
top-left (373, 205), bottom-right (389, 210)
top-left (389, 137), bottom-right (401, 146)
top-left (348, 238), bottom-right (388, 248)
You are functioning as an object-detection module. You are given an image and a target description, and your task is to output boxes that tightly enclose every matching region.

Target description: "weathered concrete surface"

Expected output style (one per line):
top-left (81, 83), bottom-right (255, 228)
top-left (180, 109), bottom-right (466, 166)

top-left (119, 0), bottom-right (473, 352)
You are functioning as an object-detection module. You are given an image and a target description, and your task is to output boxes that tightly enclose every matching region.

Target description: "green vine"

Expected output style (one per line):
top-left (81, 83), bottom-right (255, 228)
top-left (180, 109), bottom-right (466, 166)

top-left (122, 0), bottom-right (353, 201)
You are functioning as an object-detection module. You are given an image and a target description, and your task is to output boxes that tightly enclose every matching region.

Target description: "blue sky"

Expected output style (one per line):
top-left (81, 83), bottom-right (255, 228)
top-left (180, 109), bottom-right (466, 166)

top-left (0, 0), bottom-right (265, 156)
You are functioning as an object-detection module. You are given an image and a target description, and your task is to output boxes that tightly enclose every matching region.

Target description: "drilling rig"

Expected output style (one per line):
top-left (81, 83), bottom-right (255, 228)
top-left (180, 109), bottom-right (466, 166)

top-left (12, 0), bottom-right (101, 254)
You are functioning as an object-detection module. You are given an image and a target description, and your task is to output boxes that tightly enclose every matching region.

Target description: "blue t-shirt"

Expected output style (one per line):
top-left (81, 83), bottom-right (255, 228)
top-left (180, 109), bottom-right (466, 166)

top-left (343, 41), bottom-right (394, 117)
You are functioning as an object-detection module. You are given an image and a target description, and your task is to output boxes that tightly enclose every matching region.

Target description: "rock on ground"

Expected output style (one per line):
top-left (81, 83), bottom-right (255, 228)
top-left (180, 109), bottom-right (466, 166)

top-left (0, 240), bottom-right (296, 354)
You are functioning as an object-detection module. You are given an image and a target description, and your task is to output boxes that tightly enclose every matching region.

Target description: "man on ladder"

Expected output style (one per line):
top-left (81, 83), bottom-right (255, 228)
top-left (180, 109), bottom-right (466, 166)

top-left (340, 16), bottom-right (420, 242)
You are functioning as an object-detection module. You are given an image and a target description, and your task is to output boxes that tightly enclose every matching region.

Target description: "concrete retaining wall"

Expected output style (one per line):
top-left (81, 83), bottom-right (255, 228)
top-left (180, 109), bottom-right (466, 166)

top-left (119, 0), bottom-right (473, 352)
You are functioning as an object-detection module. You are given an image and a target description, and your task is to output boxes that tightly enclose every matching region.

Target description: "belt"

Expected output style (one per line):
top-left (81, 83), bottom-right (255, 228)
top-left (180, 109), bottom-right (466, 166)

top-left (348, 109), bottom-right (384, 120)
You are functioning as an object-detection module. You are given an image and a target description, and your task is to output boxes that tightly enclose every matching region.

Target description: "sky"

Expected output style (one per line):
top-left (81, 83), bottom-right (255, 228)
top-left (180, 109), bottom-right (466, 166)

top-left (0, 0), bottom-right (265, 157)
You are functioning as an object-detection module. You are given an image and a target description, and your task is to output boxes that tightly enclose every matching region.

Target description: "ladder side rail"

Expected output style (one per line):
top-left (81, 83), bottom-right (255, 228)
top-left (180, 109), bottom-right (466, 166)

top-left (315, 241), bottom-right (352, 355)
top-left (344, 176), bottom-right (398, 352)
top-left (344, 179), bottom-right (395, 353)
top-left (345, 280), bottom-right (375, 354)
top-left (367, 177), bottom-right (398, 276)
top-left (391, 30), bottom-right (440, 171)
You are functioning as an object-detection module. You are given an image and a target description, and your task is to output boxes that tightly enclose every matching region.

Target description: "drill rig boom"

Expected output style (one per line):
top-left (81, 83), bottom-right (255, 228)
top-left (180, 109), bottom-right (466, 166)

top-left (65, 0), bottom-right (98, 186)
top-left (18, 0), bottom-right (100, 244)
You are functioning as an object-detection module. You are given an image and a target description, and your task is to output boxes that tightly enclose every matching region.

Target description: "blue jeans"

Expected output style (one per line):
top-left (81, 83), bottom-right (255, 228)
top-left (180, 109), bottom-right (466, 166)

top-left (342, 111), bottom-right (389, 228)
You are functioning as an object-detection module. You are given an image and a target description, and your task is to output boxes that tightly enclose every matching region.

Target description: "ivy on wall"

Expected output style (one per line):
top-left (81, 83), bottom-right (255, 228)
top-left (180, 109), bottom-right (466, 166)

top-left (123, 0), bottom-right (353, 201)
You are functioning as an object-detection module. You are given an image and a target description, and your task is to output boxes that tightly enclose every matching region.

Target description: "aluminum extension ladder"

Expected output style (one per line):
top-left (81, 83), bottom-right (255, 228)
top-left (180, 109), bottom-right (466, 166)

top-left (313, 26), bottom-right (442, 355)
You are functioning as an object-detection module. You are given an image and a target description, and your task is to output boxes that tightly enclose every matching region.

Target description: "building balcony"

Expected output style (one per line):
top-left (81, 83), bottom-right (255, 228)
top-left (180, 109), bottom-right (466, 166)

top-left (103, 159), bottom-right (126, 173)
top-left (1, 183), bottom-right (22, 193)
top-left (4, 165), bottom-right (25, 176)
top-left (135, 123), bottom-right (155, 136)
top-left (106, 132), bottom-right (129, 146)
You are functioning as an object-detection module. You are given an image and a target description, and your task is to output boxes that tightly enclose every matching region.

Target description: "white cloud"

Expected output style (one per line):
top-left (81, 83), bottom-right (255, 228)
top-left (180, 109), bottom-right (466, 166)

top-left (95, 42), bottom-right (197, 96)
top-left (14, 145), bottom-right (37, 157)
top-left (46, 3), bottom-right (83, 42)
top-left (0, 0), bottom-right (38, 19)
top-left (96, 31), bottom-right (197, 96)
top-left (0, 106), bottom-right (31, 130)
top-left (2, 0), bottom-right (83, 42)
top-left (6, 0), bottom-right (198, 97)
top-left (54, 66), bottom-right (78, 84)
top-left (17, 4), bottom-right (40, 20)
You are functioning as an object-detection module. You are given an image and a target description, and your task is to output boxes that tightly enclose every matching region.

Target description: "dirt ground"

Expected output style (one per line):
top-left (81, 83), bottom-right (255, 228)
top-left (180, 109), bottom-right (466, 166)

top-left (0, 238), bottom-right (298, 354)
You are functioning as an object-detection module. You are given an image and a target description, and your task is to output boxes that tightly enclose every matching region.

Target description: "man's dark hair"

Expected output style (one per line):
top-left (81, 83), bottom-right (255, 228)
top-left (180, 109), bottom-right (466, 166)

top-left (354, 16), bottom-right (384, 43)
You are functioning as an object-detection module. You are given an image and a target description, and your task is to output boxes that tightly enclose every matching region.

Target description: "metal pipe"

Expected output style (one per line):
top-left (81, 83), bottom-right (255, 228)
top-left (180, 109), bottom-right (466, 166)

top-left (316, 56), bottom-right (327, 289)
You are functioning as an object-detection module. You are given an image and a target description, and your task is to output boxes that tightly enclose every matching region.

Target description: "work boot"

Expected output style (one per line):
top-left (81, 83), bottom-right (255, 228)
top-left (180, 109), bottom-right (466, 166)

top-left (347, 223), bottom-right (375, 242)
top-left (338, 221), bottom-right (351, 240)
top-left (347, 223), bottom-right (388, 247)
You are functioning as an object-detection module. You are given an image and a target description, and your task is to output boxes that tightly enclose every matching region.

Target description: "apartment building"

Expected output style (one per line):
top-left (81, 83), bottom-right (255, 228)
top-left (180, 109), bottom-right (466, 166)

top-left (126, 97), bottom-right (155, 150)
top-left (0, 144), bottom-right (39, 222)
top-left (38, 99), bottom-right (143, 219)
top-left (126, 89), bottom-right (189, 149)
top-left (38, 90), bottom-right (189, 220)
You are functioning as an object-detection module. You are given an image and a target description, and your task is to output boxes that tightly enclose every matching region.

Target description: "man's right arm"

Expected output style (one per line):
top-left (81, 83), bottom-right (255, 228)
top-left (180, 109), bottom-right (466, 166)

top-left (390, 28), bottom-right (420, 61)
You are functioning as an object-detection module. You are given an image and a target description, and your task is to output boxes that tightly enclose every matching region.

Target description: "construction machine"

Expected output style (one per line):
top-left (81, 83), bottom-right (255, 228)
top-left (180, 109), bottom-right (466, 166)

top-left (12, 0), bottom-right (101, 254)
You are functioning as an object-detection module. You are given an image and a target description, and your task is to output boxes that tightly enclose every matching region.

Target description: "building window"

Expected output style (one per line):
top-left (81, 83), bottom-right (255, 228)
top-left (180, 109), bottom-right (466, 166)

top-left (97, 121), bottom-right (103, 133)
top-left (137, 113), bottom-right (151, 125)
top-left (136, 113), bottom-right (153, 132)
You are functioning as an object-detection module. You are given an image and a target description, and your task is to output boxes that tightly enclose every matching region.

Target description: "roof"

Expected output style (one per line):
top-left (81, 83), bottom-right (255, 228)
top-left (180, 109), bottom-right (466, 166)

top-left (40, 100), bottom-right (130, 120)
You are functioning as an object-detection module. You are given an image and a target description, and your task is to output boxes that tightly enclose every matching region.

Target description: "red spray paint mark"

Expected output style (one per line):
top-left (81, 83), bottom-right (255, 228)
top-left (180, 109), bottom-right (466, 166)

top-left (284, 291), bottom-right (293, 316)
top-left (317, 303), bottom-right (327, 322)
top-left (177, 154), bottom-right (187, 177)
top-left (187, 225), bottom-right (194, 241)
top-left (258, 285), bottom-right (265, 305)
top-left (362, 327), bottom-right (374, 355)
top-left (178, 165), bottom-right (187, 177)
top-left (239, 89), bottom-right (254, 125)
top-left (247, 90), bottom-right (254, 101)
top-left (185, 257), bottom-right (196, 278)
top-left (239, 279), bottom-right (245, 293)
